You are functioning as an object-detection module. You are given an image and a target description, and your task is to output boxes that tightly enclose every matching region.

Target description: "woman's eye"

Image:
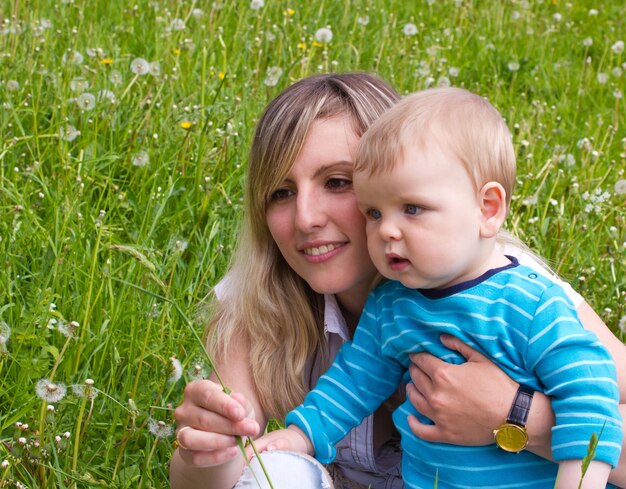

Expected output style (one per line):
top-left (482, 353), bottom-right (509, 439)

top-left (269, 188), bottom-right (294, 201)
top-left (326, 178), bottom-right (352, 191)
top-left (405, 204), bottom-right (422, 215)
top-left (366, 208), bottom-right (382, 220)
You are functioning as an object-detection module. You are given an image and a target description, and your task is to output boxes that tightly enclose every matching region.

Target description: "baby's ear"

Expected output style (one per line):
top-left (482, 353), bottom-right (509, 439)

top-left (479, 182), bottom-right (507, 238)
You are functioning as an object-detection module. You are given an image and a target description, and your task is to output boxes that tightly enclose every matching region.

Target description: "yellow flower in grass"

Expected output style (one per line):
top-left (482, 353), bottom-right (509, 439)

top-left (297, 42), bottom-right (307, 50)
top-left (180, 120), bottom-right (193, 130)
top-left (218, 71), bottom-right (225, 80)
top-left (99, 58), bottom-right (113, 65)
top-left (284, 8), bottom-right (295, 16)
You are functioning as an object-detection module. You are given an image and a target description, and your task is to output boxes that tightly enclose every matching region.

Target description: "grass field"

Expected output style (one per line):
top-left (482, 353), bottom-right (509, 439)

top-left (0, 0), bottom-right (624, 487)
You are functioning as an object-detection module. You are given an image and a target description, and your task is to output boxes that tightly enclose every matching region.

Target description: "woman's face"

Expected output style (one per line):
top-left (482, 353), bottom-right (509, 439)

top-left (266, 116), bottom-right (377, 312)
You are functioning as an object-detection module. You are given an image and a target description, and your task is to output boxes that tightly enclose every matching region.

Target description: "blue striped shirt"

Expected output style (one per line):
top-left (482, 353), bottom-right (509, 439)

top-left (287, 258), bottom-right (622, 488)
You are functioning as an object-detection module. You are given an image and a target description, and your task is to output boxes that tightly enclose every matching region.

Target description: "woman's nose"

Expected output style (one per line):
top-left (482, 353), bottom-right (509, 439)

top-left (295, 189), bottom-right (327, 231)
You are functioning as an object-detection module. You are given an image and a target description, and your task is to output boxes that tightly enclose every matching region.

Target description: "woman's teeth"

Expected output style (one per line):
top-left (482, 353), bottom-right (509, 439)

top-left (304, 244), bottom-right (337, 256)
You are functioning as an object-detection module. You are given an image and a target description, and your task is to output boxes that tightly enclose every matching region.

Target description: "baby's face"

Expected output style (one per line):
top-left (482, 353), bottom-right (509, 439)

top-left (354, 142), bottom-right (489, 290)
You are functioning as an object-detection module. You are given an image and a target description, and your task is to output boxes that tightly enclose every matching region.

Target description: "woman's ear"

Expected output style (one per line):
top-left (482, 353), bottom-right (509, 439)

top-left (479, 182), bottom-right (507, 238)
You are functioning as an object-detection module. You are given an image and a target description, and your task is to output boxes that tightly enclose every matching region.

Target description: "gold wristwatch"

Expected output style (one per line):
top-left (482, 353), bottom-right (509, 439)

top-left (493, 384), bottom-right (534, 453)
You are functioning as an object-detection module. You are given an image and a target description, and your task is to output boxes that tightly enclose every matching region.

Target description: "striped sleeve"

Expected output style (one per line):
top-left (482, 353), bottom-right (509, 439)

top-left (526, 284), bottom-right (622, 467)
top-left (286, 291), bottom-right (406, 464)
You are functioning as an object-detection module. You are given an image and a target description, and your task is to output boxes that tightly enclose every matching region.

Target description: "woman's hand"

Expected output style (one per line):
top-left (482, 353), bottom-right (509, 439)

top-left (174, 379), bottom-right (261, 467)
top-left (406, 334), bottom-right (518, 446)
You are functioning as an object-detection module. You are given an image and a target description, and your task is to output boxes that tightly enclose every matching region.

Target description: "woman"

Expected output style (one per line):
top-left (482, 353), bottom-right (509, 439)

top-left (170, 73), bottom-right (626, 489)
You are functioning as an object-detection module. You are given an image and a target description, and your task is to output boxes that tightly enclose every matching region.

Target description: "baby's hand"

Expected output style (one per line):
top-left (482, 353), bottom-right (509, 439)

top-left (246, 425), bottom-right (314, 459)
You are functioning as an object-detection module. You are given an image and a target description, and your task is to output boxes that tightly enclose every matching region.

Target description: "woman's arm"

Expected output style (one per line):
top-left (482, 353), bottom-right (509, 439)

top-left (170, 333), bottom-right (266, 489)
top-left (407, 301), bottom-right (626, 487)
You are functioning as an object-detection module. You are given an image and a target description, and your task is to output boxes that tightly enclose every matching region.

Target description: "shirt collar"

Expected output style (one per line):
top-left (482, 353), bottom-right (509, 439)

top-left (323, 294), bottom-right (351, 342)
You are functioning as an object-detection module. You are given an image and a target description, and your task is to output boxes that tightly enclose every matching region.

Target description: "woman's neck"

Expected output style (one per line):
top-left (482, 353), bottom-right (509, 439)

top-left (335, 282), bottom-right (372, 336)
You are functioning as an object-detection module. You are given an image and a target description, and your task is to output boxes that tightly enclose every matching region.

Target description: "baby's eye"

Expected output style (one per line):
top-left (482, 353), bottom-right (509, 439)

top-left (405, 204), bottom-right (422, 215)
top-left (270, 188), bottom-right (294, 201)
top-left (366, 208), bottom-right (382, 220)
top-left (326, 178), bottom-right (352, 191)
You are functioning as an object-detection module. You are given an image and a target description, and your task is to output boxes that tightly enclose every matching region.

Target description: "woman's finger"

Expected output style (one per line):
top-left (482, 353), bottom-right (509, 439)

top-left (176, 404), bottom-right (260, 437)
top-left (405, 383), bottom-right (432, 419)
top-left (407, 415), bottom-right (446, 443)
top-left (178, 444), bottom-right (241, 468)
top-left (408, 361), bottom-right (433, 396)
top-left (177, 426), bottom-right (239, 452)
top-left (439, 334), bottom-right (489, 362)
top-left (184, 380), bottom-right (247, 421)
top-left (409, 351), bottom-right (448, 381)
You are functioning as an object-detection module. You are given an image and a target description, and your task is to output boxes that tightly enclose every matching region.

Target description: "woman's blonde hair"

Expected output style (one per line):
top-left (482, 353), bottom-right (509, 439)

top-left (206, 73), bottom-right (400, 419)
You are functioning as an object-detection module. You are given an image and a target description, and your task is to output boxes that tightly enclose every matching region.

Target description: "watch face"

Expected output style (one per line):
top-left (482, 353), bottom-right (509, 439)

top-left (494, 424), bottom-right (528, 453)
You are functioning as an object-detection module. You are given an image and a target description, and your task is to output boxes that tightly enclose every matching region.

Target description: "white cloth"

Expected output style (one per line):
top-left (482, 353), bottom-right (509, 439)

top-left (234, 451), bottom-right (333, 488)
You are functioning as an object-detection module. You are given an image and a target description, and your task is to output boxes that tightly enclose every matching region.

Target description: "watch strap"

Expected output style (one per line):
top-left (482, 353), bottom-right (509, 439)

top-left (506, 385), bottom-right (534, 427)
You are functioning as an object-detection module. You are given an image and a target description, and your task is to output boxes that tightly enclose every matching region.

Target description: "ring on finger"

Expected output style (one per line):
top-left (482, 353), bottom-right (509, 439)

top-left (176, 426), bottom-right (193, 451)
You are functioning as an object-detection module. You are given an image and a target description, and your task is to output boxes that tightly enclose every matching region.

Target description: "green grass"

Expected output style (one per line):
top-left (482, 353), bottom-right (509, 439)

top-left (0, 0), bottom-right (624, 487)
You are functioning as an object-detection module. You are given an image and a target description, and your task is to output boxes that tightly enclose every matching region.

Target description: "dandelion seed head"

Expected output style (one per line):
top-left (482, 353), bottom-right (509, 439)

top-left (577, 137), bottom-right (592, 151)
top-left (264, 66), bottom-right (283, 87)
top-left (189, 362), bottom-right (209, 380)
top-left (59, 124), bottom-right (80, 142)
top-left (582, 37), bottom-right (593, 47)
top-left (619, 316), bottom-right (626, 334)
top-left (62, 50), bottom-right (84, 65)
top-left (148, 418), bottom-right (174, 438)
top-left (1, 460), bottom-right (8, 468)
top-left (597, 72), bottom-right (609, 84)
top-left (612, 40), bottom-right (625, 54)
top-left (170, 19), bottom-right (185, 31)
top-left (508, 61), bottom-right (520, 72)
top-left (6, 80), bottom-right (20, 92)
top-left (36, 379), bottom-right (67, 403)
top-left (615, 179), bottom-right (626, 195)
top-left (168, 356), bottom-right (183, 384)
top-left (130, 58), bottom-right (150, 75)
top-left (76, 92), bottom-right (96, 111)
top-left (357, 15), bottom-right (370, 26)
top-left (250, 0), bottom-right (264, 10)
top-left (97, 89), bottom-right (116, 103)
top-left (149, 62), bottom-right (161, 77)
top-left (448, 67), bottom-right (460, 78)
top-left (402, 23), bottom-right (418, 36)
top-left (132, 151), bottom-right (149, 167)
top-left (315, 27), bottom-right (333, 43)
top-left (72, 378), bottom-right (98, 399)
top-left (437, 76), bottom-right (451, 87)
top-left (69, 77), bottom-right (89, 93)
top-left (0, 321), bottom-right (10, 345)
top-left (588, 9), bottom-right (599, 16)
top-left (109, 70), bottom-right (123, 85)
top-left (191, 8), bottom-right (204, 18)
top-left (523, 195), bottom-right (538, 206)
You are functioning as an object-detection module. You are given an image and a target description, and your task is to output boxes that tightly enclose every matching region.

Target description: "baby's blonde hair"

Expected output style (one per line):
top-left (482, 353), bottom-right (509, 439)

top-left (356, 87), bottom-right (516, 207)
